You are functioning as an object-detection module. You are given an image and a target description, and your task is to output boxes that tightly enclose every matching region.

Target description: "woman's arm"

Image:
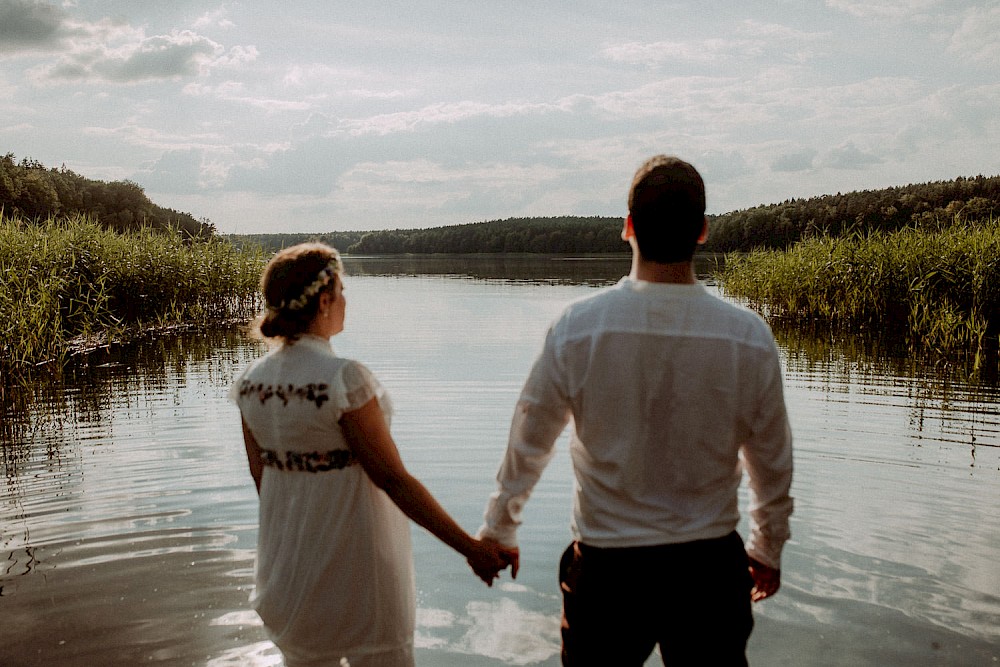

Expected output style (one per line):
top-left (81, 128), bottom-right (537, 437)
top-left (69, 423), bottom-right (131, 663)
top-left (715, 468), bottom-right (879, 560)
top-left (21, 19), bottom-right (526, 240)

top-left (241, 416), bottom-right (263, 495)
top-left (340, 397), bottom-right (515, 585)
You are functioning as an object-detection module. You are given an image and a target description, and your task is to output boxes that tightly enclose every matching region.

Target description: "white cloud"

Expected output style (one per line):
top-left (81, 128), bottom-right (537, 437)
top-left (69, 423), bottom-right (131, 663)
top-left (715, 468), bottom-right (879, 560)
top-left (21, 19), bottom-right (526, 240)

top-left (193, 7), bottom-right (235, 30)
top-left (213, 44), bottom-right (258, 68)
top-left (4, 1), bottom-right (254, 85)
top-left (83, 122), bottom-right (223, 152)
top-left (601, 22), bottom-right (827, 69)
top-left (4, 2), bottom-right (996, 234)
top-left (29, 29), bottom-right (223, 83)
top-left (824, 0), bottom-right (940, 20)
top-left (335, 100), bottom-right (557, 137)
top-left (948, 6), bottom-right (1000, 64)
top-left (602, 40), bottom-right (719, 67)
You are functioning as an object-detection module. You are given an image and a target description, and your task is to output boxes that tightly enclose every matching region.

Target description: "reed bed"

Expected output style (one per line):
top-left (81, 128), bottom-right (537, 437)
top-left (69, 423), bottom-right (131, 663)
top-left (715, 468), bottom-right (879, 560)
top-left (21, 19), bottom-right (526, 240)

top-left (717, 217), bottom-right (1000, 369)
top-left (0, 214), bottom-right (263, 378)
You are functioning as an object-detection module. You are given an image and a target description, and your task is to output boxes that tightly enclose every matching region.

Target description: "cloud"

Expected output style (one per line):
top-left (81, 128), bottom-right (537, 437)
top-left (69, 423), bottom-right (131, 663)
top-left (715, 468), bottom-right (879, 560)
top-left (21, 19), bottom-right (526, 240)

top-left (601, 21), bottom-right (827, 69)
top-left (0, 0), bottom-right (67, 52)
top-left (30, 29), bottom-right (224, 83)
top-left (83, 122), bottom-right (223, 152)
top-left (335, 100), bottom-right (560, 137)
top-left (772, 149), bottom-right (818, 172)
top-left (602, 40), bottom-right (720, 67)
top-left (193, 7), bottom-right (235, 30)
top-left (948, 6), bottom-right (1000, 64)
top-left (184, 81), bottom-right (312, 112)
top-left (6, 2), bottom-right (254, 84)
top-left (820, 142), bottom-right (884, 169)
top-left (824, 0), bottom-right (939, 20)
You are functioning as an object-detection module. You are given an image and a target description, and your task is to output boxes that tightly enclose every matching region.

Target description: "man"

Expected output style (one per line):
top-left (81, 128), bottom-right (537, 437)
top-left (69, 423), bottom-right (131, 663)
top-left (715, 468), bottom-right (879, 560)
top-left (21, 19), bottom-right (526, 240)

top-left (478, 155), bottom-right (793, 665)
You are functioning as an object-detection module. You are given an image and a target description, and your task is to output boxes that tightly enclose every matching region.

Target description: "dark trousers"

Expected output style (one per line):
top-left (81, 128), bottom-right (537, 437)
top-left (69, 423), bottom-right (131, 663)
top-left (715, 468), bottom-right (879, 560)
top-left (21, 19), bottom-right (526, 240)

top-left (559, 531), bottom-right (753, 666)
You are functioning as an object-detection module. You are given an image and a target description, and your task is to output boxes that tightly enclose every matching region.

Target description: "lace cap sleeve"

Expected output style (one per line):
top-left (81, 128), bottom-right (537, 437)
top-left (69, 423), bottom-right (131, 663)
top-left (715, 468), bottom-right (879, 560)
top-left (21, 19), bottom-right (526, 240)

top-left (336, 360), bottom-right (389, 414)
top-left (227, 362), bottom-right (254, 404)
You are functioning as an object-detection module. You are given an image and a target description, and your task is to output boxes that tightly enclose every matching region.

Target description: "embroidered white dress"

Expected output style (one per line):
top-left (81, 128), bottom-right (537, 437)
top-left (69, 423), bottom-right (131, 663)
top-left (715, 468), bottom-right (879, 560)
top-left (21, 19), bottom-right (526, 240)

top-left (229, 335), bottom-right (415, 666)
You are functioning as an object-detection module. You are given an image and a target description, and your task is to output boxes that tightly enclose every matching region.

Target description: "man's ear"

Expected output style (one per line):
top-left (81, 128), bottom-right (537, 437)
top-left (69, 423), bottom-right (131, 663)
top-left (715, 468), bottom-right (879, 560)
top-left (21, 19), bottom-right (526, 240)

top-left (621, 215), bottom-right (635, 241)
top-left (697, 216), bottom-right (709, 244)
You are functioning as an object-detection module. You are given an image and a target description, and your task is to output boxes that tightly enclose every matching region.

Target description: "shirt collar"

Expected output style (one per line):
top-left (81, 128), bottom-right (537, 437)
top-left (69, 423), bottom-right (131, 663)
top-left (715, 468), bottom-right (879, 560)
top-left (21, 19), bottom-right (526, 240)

top-left (289, 333), bottom-right (335, 355)
top-left (619, 275), bottom-right (707, 295)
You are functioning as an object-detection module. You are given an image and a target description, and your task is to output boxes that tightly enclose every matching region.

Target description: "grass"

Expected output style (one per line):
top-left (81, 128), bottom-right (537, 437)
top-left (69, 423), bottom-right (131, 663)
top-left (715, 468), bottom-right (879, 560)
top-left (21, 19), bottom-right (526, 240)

top-left (717, 217), bottom-right (1000, 371)
top-left (0, 213), bottom-right (263, 381)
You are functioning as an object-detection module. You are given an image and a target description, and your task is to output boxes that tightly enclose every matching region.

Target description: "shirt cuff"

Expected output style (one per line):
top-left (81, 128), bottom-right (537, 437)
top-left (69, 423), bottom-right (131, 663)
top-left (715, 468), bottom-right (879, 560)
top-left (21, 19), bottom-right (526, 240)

top-left (476, 524), bottom-right (518, 549)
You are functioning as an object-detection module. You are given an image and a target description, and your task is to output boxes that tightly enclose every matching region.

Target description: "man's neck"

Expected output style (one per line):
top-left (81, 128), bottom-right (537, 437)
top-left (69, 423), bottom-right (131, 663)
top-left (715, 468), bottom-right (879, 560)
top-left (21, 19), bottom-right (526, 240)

top-left (630, 255), bottom-right (698, 284)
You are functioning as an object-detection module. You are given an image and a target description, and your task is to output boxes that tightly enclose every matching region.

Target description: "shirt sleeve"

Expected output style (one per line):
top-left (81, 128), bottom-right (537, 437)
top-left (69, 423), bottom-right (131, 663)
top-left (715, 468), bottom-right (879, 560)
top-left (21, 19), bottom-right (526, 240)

top-left (740, 339), bottom-right (794, 569)
top-left (478, 322), bottom-right (572, 548)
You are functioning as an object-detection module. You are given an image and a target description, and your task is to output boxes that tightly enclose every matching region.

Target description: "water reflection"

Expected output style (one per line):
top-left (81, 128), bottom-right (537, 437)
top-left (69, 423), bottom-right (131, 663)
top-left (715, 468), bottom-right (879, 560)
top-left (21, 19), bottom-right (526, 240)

top-left (343, 253), bottom-right (631, 285)
top-left (1, 262), bottom-right (998, 666)
top-left (342, 253), bottom-right (722, 287)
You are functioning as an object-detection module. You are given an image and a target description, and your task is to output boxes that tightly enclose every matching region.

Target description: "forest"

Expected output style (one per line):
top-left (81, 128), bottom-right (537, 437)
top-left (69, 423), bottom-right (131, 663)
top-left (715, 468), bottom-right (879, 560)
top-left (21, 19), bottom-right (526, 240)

top-left (230, 175), bottom-right (1000, 255)
top-left (229, 216), bottom-right (627, 255)
top-left (0, 153), bottom-right (215, 239)
top-left (704, 175), bottom-right (1000, 252)
top-left (5, 149), bottom-right (997, 257)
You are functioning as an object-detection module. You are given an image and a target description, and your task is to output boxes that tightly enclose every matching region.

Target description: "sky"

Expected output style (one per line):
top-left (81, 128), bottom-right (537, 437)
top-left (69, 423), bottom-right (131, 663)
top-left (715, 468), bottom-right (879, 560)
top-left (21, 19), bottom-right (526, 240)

top-left (1, 1), bottom-right (998, 235)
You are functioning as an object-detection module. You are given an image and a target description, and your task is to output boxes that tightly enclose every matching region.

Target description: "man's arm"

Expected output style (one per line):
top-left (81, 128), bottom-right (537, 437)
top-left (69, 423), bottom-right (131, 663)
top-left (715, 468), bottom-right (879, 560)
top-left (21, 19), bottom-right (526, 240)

top-left (479, 325), bottom-right (572, 548)
top-left (741, 342), bottom-right (794, 586)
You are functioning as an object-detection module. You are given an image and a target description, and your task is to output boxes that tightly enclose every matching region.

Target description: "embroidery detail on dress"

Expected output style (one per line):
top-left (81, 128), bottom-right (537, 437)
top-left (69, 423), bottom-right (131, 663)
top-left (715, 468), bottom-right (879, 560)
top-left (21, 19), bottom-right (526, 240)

top-left (238, 380), bottom-right (330, 408)
top-left (259, 448), bottom-right (357, 472)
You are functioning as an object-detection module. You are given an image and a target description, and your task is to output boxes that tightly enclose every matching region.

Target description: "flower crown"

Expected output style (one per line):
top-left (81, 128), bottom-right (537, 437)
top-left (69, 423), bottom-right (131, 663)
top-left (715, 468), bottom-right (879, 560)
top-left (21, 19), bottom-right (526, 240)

top-left (271, 255), bottom-right (341, 312)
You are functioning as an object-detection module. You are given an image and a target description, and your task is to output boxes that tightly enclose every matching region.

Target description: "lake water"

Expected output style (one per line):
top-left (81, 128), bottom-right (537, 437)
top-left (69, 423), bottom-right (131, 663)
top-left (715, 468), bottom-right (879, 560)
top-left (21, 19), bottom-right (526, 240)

top-left (2, 256), bottom-right (999, 666)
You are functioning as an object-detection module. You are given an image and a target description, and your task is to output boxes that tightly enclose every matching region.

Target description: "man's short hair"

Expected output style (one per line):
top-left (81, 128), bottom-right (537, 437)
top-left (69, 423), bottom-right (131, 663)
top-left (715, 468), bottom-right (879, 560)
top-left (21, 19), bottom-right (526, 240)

top-left (628, 155), bottom-right (706, 263)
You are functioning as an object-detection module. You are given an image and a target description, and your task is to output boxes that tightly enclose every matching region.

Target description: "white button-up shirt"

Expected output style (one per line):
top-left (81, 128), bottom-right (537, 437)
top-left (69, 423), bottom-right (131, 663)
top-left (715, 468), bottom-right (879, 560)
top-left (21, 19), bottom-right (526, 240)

top-left (479, 276), bottom-right (793, 568)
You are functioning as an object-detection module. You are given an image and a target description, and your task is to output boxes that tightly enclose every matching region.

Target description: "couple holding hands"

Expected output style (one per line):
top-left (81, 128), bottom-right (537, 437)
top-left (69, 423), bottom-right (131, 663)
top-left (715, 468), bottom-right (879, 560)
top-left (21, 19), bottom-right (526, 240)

top-left (231, 156), bottom-right (793, 667)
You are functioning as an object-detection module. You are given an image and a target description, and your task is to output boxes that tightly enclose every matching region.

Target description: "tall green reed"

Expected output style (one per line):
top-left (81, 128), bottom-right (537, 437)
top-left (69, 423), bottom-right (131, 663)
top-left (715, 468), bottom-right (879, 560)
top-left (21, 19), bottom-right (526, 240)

top-left (0, 213), bottom-right (263, 381)
top-left (717, 217), bottom-right (1000, 371)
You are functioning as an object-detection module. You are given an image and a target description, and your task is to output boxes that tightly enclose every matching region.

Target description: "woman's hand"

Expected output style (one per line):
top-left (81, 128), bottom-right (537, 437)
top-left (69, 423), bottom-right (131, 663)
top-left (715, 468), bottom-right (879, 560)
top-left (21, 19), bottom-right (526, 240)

top-left (467, 537), bottom-right (519, 586)
top-left (341, 398), bottom-right (520, 580)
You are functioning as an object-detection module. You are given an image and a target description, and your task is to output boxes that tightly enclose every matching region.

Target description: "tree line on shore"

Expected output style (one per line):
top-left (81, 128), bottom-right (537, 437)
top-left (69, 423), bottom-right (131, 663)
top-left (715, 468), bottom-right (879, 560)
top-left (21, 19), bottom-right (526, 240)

top-left (5, 150), bottom-right (996, 256)
top-left (0, 153), bottom-right (215, 239)
top-left (229, 175), bottom-right (999, 255)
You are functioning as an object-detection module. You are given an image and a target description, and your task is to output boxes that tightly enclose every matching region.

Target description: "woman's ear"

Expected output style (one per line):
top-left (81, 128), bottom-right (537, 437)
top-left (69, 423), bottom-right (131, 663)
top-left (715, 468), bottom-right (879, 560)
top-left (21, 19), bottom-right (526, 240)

top-left (318, 290), bottom-right (334, 311)
top-left (697, 216), bottom-right (709, 244)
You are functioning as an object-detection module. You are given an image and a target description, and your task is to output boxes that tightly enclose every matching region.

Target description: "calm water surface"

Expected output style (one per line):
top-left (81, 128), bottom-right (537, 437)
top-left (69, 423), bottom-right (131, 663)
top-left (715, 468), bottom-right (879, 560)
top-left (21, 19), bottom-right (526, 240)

top-left (2, 256), bottom-right (998, 666)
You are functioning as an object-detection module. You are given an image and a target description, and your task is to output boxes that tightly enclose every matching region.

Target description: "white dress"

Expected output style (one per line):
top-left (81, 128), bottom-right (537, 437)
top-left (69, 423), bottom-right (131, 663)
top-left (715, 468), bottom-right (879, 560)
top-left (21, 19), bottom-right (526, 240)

top-left (229, 335), bottom-right (415, 666)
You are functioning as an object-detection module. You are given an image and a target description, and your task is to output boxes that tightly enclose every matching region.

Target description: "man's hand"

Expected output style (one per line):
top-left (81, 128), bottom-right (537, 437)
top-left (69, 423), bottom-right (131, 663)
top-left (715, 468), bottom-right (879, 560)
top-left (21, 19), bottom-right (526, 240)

top-left (748, 556), bottom-right (781, 602)
top-left (467, 537), bottom-right (519, 586)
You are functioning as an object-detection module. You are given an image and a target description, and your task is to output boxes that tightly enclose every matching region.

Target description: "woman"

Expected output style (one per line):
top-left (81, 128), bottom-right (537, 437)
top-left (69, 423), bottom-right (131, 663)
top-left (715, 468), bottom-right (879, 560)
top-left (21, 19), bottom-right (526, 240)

top-left (230, 243), bottom-right (514, 667)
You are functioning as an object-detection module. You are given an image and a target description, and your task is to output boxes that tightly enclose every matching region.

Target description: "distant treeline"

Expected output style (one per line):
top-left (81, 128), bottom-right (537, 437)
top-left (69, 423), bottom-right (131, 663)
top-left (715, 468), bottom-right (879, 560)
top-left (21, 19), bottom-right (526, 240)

top-left (0, 153), bottom-right (215, 238)
top-left (228, 216), bottom-right (626, 255)
top-left (229, 175), bottom-right (1000, 255)
top-left (227, 230), bottom-right (370, 254)
top-left (705, 175), bottom-right (1000, 252)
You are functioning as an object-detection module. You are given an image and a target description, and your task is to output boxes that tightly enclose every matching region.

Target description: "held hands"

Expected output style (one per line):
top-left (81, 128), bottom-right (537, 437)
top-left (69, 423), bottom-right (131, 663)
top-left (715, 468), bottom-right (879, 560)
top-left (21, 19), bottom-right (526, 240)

top-left (748, 556), bottom-right (781, 602)
top-left (467, 537), bottom-right (520, 587)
